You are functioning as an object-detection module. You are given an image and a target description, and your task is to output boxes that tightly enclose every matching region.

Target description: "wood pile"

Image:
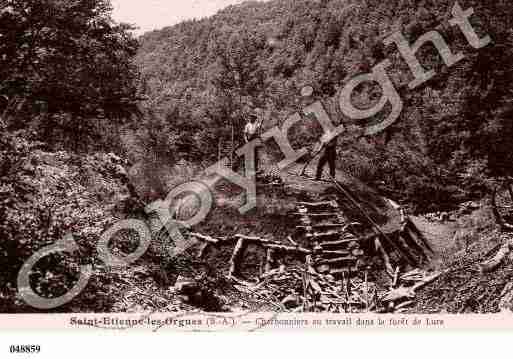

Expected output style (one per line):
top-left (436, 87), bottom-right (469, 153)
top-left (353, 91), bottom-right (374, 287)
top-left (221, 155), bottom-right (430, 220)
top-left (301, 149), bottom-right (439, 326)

top-left (181, 192), bottom-right (436, 312)
top-left (230, 266), bottom-right (379, 312)
top-left (227, 263), bottom-right (441, 313)
top-left (186, 231), bottom-right (438, 313)
top-left (380, 268), bottom-right (443, 313)
top-left (295, 200), bottom-right (364, 275)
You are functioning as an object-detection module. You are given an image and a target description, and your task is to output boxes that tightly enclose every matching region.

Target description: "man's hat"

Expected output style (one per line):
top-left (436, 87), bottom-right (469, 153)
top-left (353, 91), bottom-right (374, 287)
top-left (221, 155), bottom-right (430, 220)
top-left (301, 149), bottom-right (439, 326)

top-left (247, 113), bottom-right (258, 121)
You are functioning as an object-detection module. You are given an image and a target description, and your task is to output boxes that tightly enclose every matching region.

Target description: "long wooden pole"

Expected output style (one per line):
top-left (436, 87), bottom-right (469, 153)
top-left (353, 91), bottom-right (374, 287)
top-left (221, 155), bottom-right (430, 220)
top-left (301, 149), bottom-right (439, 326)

top-left (326, 173), bottom-right (395, 277)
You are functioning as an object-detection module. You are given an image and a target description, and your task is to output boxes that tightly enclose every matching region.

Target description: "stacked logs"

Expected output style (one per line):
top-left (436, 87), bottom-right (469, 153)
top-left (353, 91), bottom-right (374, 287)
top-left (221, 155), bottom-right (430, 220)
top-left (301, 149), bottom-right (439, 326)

top-left (189, 233), bottom-right (313, 279)
top-left (327, 179), bottom-right (434, 275)
top-left (184, 191), bottom-right (435, 312)
top-left (230, 266), bottom-right (379, 313)
top-left (187, 230), bottom-right (439, 313)
top-left (295, 200), bottom-right (364, 276)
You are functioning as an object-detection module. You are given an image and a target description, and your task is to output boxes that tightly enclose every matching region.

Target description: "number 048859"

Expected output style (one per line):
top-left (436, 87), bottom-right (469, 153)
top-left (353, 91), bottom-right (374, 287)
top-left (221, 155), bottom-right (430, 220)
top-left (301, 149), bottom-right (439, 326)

top-left (9, 345), bottom-right (40, 354)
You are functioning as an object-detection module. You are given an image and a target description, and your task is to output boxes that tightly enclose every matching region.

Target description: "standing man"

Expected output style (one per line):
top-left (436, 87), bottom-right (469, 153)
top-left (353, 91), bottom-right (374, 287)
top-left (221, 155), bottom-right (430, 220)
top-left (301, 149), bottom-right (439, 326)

top-left (244, 113), bottom-right (262, 174)
top-left (315, 134), bottom-right (337, 180)
top-left (315, 125), bottom-right (364, 181)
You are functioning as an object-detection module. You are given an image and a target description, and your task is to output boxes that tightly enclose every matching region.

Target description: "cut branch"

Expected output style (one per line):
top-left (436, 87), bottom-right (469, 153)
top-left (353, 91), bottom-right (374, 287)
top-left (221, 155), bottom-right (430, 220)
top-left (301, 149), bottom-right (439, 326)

top-left (480, 238), bottom-right (513, 273)
top-left (375, 236), bottom-right (394, 278)
top-left (265, 248), bottom-right (276, 273)
top-left (189, 232), bottom-right (220, 244)
top-left (228, 238), bottom-right (247, 279)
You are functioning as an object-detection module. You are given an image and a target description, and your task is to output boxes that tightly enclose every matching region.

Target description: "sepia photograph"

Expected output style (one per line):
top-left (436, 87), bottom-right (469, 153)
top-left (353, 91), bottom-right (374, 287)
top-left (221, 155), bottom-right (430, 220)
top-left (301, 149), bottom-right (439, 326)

top-left (1, 0), bottom-right (513, 333)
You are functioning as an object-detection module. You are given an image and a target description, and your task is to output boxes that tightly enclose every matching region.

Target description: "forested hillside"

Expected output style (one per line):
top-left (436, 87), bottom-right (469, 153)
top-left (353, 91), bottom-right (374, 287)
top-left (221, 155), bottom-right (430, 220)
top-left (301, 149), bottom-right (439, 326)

top-left (3, 0), bottom-right (513, 315)
top-left (0, 0), bottom-right (140, 151)
top-left (136, 0), bottom-right (513, 212)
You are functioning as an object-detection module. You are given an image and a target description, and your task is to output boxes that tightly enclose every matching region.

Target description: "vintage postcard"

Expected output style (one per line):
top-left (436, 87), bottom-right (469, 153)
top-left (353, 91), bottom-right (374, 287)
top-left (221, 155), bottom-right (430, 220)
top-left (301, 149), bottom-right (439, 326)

top-left (1, 0), bottom-right (513, 341)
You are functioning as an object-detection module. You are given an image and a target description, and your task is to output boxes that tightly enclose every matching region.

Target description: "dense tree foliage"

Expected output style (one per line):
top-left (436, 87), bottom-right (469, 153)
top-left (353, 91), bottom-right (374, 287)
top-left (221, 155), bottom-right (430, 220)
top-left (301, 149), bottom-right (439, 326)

top-left (0, 0), bottom-right (140, 148)
top-left (136, 0), bottom-right (513, 211)
top-left (0, 1), bottom-right (142, 310)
